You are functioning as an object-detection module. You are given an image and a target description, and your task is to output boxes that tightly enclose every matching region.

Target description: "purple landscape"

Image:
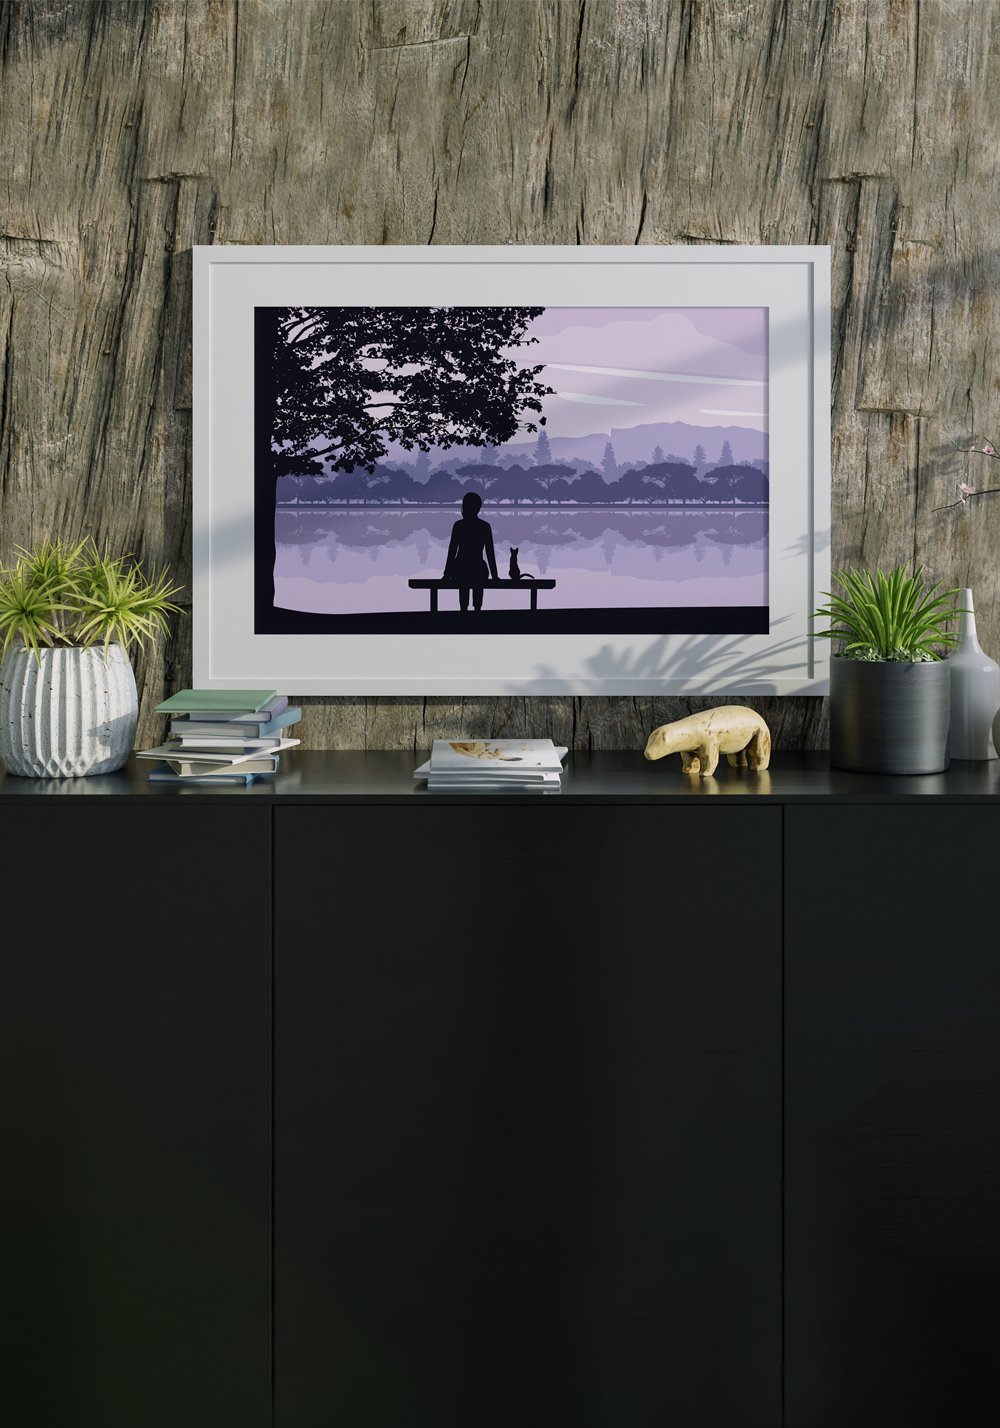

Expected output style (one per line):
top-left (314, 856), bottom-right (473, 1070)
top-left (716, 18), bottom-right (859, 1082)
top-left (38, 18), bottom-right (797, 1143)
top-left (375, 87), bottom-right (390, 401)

top-left (257, 306), bottom-right (769, 635)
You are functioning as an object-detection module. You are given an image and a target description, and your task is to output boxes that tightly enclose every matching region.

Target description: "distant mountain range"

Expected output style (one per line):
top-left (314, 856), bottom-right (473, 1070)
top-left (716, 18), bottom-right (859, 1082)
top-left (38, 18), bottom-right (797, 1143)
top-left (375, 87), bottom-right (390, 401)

top-left (504, 419), bottom-right (767, 467)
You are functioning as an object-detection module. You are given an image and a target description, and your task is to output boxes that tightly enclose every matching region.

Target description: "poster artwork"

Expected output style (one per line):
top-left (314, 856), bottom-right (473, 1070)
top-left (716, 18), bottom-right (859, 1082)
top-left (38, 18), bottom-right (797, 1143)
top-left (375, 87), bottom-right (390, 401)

top-left (254, 306), bottom-right (769, 636)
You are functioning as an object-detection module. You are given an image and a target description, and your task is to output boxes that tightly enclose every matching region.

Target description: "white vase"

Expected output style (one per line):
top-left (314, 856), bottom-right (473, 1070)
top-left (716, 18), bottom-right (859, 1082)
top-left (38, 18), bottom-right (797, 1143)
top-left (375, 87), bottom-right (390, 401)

top-left (950, 589), bottom-right (1000, 760)
top-left (0, 643), bottom-right (138, 777)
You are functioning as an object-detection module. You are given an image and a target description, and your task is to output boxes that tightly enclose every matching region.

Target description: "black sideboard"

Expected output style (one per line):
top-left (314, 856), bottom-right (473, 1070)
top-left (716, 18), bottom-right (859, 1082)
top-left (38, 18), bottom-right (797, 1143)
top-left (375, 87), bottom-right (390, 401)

top-left (2, 751), bottom-right (998, 1428)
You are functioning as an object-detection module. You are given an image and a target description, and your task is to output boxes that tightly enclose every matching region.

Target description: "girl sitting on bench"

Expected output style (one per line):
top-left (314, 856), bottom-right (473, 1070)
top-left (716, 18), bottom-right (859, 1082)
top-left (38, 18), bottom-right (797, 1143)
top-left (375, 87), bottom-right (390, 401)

top-left (443, 491), bottom-right (499, 611)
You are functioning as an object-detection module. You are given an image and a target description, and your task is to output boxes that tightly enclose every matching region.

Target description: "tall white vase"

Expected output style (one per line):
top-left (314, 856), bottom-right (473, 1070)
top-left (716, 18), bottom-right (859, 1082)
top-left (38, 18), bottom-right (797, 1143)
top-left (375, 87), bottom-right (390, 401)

top-left (0, 644), bottom-right (138, 777)
top-left (950, 590), bottom-right (1000, 760)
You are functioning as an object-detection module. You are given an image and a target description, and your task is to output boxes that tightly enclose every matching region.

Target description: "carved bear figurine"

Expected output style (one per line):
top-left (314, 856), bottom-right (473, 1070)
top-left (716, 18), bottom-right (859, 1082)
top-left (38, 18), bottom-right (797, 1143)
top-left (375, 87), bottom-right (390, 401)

top-left (644, 705), bottom-right (771, 778)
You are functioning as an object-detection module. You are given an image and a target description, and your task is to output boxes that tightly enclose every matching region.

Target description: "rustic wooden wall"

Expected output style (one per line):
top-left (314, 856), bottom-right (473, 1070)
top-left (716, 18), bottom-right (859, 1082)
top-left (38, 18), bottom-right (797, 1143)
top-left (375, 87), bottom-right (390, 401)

top-left (1, 0), bottom-right (996, 752)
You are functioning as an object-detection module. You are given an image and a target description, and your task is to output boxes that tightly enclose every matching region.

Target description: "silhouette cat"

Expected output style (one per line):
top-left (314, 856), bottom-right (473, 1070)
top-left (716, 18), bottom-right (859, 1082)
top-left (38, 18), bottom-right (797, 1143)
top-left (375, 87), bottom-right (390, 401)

top-left (509, 547), bottom-right (537, 580)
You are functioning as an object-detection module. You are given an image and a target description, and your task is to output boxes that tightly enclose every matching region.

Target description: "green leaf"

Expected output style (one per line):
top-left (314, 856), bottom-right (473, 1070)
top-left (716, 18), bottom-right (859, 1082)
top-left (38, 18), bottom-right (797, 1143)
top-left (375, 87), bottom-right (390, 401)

top-left (813, 561), bottom-right (965, 661)
top-left (0, 539), bottom-right (182, 661)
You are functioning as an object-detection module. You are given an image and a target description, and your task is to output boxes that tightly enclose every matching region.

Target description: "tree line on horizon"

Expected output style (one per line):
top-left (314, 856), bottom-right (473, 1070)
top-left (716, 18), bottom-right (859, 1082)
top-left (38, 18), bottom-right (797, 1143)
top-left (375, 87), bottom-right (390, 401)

top-left (275, 458), bottom-right (769, 507)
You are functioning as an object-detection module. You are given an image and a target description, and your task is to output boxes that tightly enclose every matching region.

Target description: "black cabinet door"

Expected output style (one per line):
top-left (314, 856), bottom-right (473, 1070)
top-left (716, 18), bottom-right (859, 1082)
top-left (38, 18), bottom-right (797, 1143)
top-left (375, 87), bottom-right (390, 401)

top-left (274, 804), bottom-right (782, 1428)
top-left (785, 805), bottom-right (1000, 1427)
top-left (0, 805), bottom-right (272, 1428)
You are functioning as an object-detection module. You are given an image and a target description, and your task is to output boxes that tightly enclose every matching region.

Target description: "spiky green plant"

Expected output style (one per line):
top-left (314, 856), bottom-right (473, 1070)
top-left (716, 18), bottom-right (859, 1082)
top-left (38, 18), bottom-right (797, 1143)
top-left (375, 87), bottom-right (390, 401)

top-left (813, 563), bottom-right (966, 662)
top-left (0, 538), bottom-right (182, 664)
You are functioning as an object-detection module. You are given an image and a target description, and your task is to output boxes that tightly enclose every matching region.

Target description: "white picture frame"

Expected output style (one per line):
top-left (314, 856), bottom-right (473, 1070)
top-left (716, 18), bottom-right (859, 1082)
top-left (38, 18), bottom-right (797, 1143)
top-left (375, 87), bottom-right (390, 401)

top-left (192, 244), bottom-right (830, 695)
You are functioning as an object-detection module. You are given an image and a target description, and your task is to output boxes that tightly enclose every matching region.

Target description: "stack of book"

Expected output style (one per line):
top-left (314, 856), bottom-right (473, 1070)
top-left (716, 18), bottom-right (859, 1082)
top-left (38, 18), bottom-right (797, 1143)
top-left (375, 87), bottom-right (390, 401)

top-left (414, 739), bottom-right (567, 792)
top-left (136, 689), bottom-right (301, 785)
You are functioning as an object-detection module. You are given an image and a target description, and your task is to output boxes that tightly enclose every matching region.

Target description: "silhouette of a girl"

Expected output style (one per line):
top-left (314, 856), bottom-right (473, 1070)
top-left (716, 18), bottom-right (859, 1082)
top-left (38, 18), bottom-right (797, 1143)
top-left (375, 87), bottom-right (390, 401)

top-left (443, 491), bottom-right (499, 611)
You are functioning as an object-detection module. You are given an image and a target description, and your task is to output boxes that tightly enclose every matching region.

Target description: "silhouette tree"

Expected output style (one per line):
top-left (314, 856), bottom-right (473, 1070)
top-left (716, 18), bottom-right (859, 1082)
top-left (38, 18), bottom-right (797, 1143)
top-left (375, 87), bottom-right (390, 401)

top-left (272, 452), bottom-right (326, 480)
top-left (500, 465), bottom-right (536, 504)
top-left (643, 460), bottom-right (692, 501)
top-left (614, 467), bottom-right (648, 504)
top-left (652, 444), bottom-right (666, 464)
top-left (325, 467), bottom-right (368, 502)
top-left (455, 463), bottom-right (502, 494)
top-left (714, 465), bottom-right (768, 504)
top-left (532, 463), bottom-right (570, 494)
top-left (601, 441), bottom-right (618, 481)
top-left (534, 429), bottom-right (553, 465)
top-left (570, 468), bottom-right (614, 504)
top-left (362, 465), bottom-right (404, 504)
top-left (693, 443), bottom-right (707, 472)
top-left (719, 439), bottom-right (734, 465)
top-left (420, 468), bottom-right (463, 504)
top-left (263, 306), bottom-right (554, 479)
top-left (676, 465), bottom-right (713, 503)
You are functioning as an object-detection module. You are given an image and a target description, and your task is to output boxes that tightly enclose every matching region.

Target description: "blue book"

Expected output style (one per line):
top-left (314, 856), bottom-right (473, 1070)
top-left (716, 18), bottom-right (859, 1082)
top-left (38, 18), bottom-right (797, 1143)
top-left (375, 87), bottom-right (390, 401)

top-left (169, 708), bottom-right (302, 737)
top-left (146, 761), bottom-right (267, 786)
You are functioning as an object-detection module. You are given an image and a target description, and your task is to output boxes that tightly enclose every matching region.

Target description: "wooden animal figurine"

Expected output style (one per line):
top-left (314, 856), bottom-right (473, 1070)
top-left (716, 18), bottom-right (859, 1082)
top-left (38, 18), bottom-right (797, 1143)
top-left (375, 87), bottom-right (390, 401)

top-left (644, 705), bottom-right (771, 777)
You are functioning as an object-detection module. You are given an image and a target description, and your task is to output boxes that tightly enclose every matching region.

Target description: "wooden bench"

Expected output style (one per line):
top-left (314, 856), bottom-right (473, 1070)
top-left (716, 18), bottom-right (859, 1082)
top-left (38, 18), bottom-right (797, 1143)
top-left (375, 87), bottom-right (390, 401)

top-left (408, 578), bottom-right (557, 611)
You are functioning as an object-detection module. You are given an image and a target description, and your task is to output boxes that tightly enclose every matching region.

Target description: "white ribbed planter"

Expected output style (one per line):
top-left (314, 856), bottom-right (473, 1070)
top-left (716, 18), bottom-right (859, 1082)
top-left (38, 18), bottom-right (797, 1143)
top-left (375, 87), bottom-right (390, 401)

top-left (0, 644), bottom-right (138, 777)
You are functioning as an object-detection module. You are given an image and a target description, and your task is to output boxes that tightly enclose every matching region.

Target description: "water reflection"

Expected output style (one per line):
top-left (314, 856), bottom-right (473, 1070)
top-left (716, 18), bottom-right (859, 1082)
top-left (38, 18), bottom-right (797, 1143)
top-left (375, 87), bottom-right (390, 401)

top-left (273, 506), bottom-right (768, 615)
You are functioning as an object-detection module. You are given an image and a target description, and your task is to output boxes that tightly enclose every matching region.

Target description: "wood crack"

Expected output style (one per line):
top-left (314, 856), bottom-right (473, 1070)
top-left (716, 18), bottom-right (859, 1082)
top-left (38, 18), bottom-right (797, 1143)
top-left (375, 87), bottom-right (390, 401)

top-left (141, 174), bottom-right (211, 184)
top-left (373, 36), bottom-right (470, 52)
top-left (856, 406), bottom-right (936, 417)
top-left (822, 173), bottom-right (892, 184)
top-left (0, 233), bottom-right (70, 245)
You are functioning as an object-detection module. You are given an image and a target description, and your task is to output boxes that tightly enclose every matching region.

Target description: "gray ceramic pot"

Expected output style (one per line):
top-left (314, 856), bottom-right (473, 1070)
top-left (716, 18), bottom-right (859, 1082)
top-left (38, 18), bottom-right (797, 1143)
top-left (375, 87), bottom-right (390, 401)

top-left (829, 655), bottom-right (951, 775)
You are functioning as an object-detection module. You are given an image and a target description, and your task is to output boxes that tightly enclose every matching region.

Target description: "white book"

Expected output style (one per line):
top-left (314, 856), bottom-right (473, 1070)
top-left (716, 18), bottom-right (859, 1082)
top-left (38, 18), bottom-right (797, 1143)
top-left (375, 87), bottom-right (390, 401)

top-left (426, 780), bottom-right (561, 793)
top-left (427, 740), bottom-right (567, 773)
top-left (167, 734), bottom-right (285, 751)
top-left (163, 756), bottom-right (278, 777)
top-left (414, 760), bottom-right (560, 784)
top-left (137, 738), bottom-right (299, 767)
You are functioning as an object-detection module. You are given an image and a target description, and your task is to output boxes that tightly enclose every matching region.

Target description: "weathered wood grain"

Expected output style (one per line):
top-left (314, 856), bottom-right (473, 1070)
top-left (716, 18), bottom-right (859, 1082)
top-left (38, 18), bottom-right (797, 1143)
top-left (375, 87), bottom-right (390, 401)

top-left (1, 0), bottom-right (996, 751)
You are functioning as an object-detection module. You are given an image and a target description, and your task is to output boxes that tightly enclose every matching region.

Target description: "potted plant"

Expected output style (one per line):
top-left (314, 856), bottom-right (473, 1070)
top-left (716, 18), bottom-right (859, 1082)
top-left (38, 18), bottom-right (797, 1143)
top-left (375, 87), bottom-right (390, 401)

top-left (0, 538), bottom-right (181, 777)
top-left (814, 563), bottom-right (965, 774)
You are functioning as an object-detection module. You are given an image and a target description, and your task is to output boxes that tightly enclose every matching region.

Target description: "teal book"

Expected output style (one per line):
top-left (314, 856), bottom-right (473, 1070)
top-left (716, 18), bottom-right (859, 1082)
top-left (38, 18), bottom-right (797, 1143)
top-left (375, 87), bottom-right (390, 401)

top-left (155, 689), bottom-right (278, 715)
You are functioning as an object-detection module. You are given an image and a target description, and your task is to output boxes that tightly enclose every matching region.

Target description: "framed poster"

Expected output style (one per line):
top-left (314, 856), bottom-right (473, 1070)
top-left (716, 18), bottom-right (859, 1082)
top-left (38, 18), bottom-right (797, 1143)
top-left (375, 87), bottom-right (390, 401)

top-left (193, 245), bottom-right (830, 694)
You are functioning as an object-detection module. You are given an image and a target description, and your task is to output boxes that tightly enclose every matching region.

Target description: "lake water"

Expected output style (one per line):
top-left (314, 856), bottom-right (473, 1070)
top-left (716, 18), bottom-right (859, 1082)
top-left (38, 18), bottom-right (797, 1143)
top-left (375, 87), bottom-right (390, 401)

top-left (273, 506), bottom-right (767, 615)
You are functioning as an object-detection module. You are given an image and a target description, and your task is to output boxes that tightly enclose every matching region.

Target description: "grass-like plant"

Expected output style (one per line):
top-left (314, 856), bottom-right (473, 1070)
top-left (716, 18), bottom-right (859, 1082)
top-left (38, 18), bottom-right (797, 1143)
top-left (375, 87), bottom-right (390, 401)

top-left (813, 562), bottom-right (966, 662)
top-left (0, 537), bottom-right (182, 664)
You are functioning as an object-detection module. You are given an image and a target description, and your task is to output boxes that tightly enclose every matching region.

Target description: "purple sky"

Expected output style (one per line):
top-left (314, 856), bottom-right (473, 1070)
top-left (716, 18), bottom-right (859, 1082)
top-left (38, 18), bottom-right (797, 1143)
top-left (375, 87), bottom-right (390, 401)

top-left (505, 307), bottom-right (769, 437)
top-left (527, 307), bottom-right (768, 356)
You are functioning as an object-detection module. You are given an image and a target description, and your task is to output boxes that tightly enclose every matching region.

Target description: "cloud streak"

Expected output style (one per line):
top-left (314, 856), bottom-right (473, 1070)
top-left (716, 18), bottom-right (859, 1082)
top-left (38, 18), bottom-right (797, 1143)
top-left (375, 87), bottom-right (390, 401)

top-left (557, 392), bottom-right (644, 406)
top-left (544, 362), bottom-right (766, 389)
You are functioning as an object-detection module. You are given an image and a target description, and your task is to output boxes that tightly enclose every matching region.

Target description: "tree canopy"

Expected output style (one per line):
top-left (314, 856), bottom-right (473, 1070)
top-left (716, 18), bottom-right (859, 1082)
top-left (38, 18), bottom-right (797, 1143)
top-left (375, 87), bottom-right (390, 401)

top-left (264, 306), bottom-right (555, 477)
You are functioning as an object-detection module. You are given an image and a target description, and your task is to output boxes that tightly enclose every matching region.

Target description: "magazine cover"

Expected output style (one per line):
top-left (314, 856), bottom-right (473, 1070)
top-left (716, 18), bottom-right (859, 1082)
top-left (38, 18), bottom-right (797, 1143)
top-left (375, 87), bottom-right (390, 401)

top-left (429, 740), bottom-right (567, 770)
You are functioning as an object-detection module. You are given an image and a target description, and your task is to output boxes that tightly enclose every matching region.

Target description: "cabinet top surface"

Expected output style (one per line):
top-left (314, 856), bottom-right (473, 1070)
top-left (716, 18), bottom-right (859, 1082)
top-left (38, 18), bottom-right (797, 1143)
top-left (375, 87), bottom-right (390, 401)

top-left (2, 750), bottom-right (1000, 803)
